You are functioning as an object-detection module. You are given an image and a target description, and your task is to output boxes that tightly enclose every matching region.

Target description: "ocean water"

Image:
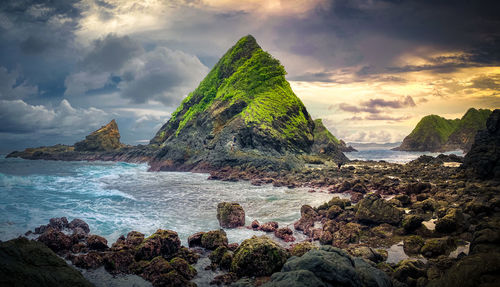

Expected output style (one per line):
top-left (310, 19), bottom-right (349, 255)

top-left (346, 148), bottom-right (465, 163)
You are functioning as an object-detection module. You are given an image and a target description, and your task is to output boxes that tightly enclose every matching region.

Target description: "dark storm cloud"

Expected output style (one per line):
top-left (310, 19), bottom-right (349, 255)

top-left (469, 75), bottom-right (500, 90)
top-left (273, 0), bottom-right (500, 77)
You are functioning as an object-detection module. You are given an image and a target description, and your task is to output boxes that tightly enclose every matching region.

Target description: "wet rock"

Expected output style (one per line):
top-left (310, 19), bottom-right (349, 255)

top-left (140, 256), bottom-right (173, 283)
top-left (332, 222), bottom-right (361, 248)
top-left (421, 198), bottom-right (439, 212)
top-left (72, 251), bottom-right (104, 269)
top-left (250, 220), bottom-right (260, 229)
top-left (351, 183), bottom-right (367, 194)
top-left (404, 182), bottom-right (431, 195)
top-left (126, 231), bottom-right (145, 247)
top-left (71, 242), bottom-right (88, 253)
top-left (327, 196), bottom-right (351, 209)
top-left (403, 235), bottom-right (425, 255)
top-left (103, 250), bottom-right (135, 274)
top-left (294, 205), bottom-right (317, 233)
top-left (187, 231), bottom-right (205, 248)
top-left (86, 234), bottom-right (108, 251)
top-left (338, 181), bottom-right (352, 192)
top-left (427, 252), bottom-right (500, 287)
top-left (275, 227), bottom-right (295, 242)
top-left (394, 194), bottom-right (411, 206)
top-left (210, 272), bottom-right (238, 285)
top-left (231, 236), bottom-right (288, 277)
top-left (136, 229), bottom-right (181, 261)
top-left (393, 259), bottom-right (427, 284)
top-left (209, 246), bottom-right (233, 270)
top-left (355, 194), bottom-right (403, 225)
top-left (68, 218), bottom-right (90, 234)
top-left (289, 242), bottom-right (318, 257)
top-left (263, 246), bottom-right (391, 287)
top-left (201, 229), bottom-right (228, 250)
top-left (170, 257), bottom-right (197, 279)
top-left (37, 227), bottom-right (72, 253)
top-left (469, 220), bottom-right (500, 254)
top-left (421, 237), bottom-right (456, 258)
top-left (347, 245), bottom-right (388, 263)
top-left (402, 215), bottom-right (424, 233)
top-left (327, 205), bottom-right (343, 219)
top-left (216, 202), bottom-right (245, 228)
top-left (435, 208), bottom-right (464, 233)
top-left (259, 221), bottom-right (279, 232)
top-left (0, 238), bottom-right (93, 287)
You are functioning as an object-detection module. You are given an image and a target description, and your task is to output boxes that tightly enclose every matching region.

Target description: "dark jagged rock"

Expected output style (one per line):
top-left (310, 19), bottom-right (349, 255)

top-left (216, 202), bottom-right (245, 228)
top-left (311, 119), bottom-right (356, 156)
top-left (395, 108), bottom-right (491, 152)
top-left (231, 235), bottom-right (288, 277)
top-left (259, 221), bottom-right (279, 232)
top-left (262, 246), bottom-right (391, 287)
top-left (200, 229), bottom-right (228, 250)
top-left (37, 227), bottom-right (72, 253)
top-left (0, 237), bottom-right (93, 287)
top-left (74, 119), bottom-right (123, 151)
top-left (462, 109), bottom-right (500, 179)
top-left (86, 234), bottom-right (108, 251)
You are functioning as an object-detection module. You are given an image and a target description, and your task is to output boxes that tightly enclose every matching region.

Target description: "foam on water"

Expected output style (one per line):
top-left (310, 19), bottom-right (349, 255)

top-left (0, 157), bottom-right (334, 245)
top-left (346, 149), bottom-right (464, 163)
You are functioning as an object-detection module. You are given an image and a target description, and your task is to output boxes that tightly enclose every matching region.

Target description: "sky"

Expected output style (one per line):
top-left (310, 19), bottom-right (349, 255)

top-left (0, 0), bottom-right (499, 152)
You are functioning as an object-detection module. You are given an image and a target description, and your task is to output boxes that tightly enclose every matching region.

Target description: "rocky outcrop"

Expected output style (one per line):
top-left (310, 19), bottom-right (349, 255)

top-left (74, 119), bottom-right (123, 151)
top-left (311, 119), bottom-right (356, 155)
top-left (231, 235), bottom-right (288, 277)
top-left (262, 246), bottom-right (391, 287)
top-left (217, 202), bottom-right (245, 228)
top-left (0, 237), bottom-right (93, 287)
top-left (148, 35), bottom-right (347, 171)
top-left (135, 229), bottom-right (181, 261)
top-left (462, 109), bottom-right (500, 179)
top-left (395, 108), bottom-right (491, 152)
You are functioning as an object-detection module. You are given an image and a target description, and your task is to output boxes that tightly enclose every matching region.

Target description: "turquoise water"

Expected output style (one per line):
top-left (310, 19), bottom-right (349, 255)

top-left (0, 149), bottom-right (463, 245)
top-left (0, 157), bottom-right (334, 245)
top-left (346, 149), bottom-right (464, 163)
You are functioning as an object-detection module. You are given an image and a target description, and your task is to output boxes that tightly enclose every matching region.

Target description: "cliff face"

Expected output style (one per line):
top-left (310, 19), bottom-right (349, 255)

top-left (74, 119), bottom-right (123, 152)
top-left (462, 109), bottom-right (500, 179)
top-left (311, 119), bottom-right (356, 155)
top-left (395, 108), bottom-right (491, 152)
top-left (149, 35), bottom-right (346, 170)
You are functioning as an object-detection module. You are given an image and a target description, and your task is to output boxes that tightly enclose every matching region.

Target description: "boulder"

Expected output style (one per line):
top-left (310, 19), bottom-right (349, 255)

top-left (402, 215), bottom-right (424, 233)
top-left (187, 231), bottom-right (205, 247)
top-left (135, 229), bottom-right (181, 261)
top-left (435, 208), bottom-right (464, 233)
top-left (263, 246), bottom-right (391, 287)
top-left (201, 229), bottom-right (228, 250)
top-left (393, 259), bottom-right (427, 283)
top-left (86, 234), bottom-right (108, 251)
top-left (72, 251), bottom-right (104, 269)
top-left (289, 242), bottom-right (318, 257)
top-left (403, 235), bottom-right (425, 255)
top-left (68, 218), bottom-right (90, 234)
top-left (103, 250), bottom-right (135, 274)
top-left (0, 238), bottom-right (93, 287)
top-left (170, 257), bottom-right (197, 280)
top-left (355, 194), bottom-right (403, 225)
top-left (37, 227), bottom-right (72, 253)
top-left (231, 236), bottom-right (288, 277)
top-left (209, 246), bottom-right (233, 270)
top-left (259, 221), bottom-right (279, 232)
top-left (217, 202), bottom-right (245, 228)
top-left (421, 237), bottom-right (456, 258)
top-left (74, 119), bottom-right (123, 152)
top-left (347, 246), bottom-right (387, 263)
top-left (275, 227), bottom-right (295, 242)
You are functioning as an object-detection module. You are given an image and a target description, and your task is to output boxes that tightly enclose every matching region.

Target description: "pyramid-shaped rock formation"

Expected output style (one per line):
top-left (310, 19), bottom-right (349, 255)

top-left (74, 119), bottom-right (123, 152)
top-left (149, 35), bottom-right (347, 170)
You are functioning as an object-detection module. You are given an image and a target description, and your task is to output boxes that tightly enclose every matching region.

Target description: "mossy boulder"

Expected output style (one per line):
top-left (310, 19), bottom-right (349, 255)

top-left (0, 238), bottom-right (93, 287)
top-left (403, 235), bottom-right (425, 255)
top-left (402, 215), bottom-right (424, 233)
top-left (74, 119), bottom-right (123, 152)
top-left (355, 194), bottom-right (403, 225)
top-left (421, 237), bottom-right (456, 258)
top-left (170, 257), bottom-right (197, 279)
top-left (289, 242), bottom-right (318, 257)
top-left (86, 234), bottom-right (108, 251)
top-left (231, 235), bottom-right (288, 277)
top-left (201, 229), bottom-right (228, 250)
top-left (393, 259), bottom-right (427, 283)
top-left (209, 246), bottom-right (233, 270)
top-left (217, 202), bottom-right (245, 228)
top-left (37, 227), bottom-right (72, 253)
top-left (72, 251), bottom-right (104, 269)
top-left (435, 208), bottom-right (464, 233)
top-left (135, 229), bottom-right (181, 261)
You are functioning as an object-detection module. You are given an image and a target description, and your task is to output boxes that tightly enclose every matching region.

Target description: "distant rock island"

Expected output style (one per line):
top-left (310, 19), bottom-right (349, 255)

top-left (7, 35), bottom-right (351, 171)
top-left (394, 108), bottom-right (492, 153)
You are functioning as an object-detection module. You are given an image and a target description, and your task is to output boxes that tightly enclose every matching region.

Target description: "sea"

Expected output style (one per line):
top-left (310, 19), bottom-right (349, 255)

top-left (0, 148), bottom-right (465, 286)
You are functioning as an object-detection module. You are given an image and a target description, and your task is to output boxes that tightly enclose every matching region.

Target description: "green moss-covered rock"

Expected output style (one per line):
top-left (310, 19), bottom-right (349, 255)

top-left (170, 257), bottom-right (197, 279)
top-left (201, 229), bottom-right (228, 250)
top-left (395, 108), bottom-right (491, 152)
top-left (421, 237), bottom-right (456, 258)
top-left (149, 35), bottom-right (347, 171)
top-left (289, 242), bottom-right (318, 257)
top-left (435, 208), bottom-right (464, 233)
top-left (355, 194), bottom-right (403, 225)
top-left (402, 215), bottom-right (424, 233)
top-left (403, 235), bottom-right (425, 255)
top-left (0, 238), bottom-right (93, 287)
top-left (393, 259), bottom-right (427, 283)
top-left (135, 229), bottom-right (181, 261)
top-left (231, 235), bottom-right (288, 277)
top-left (216, 202), bottom-right (245, 228)
top-left (74, 119), bottom-right (123, 152)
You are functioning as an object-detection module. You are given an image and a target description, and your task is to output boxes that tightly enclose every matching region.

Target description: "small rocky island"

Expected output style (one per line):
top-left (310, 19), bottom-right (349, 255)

top-left (394, 108), bottom-right (492, 153)
top-left (3, 35), bottom-right (500, 287)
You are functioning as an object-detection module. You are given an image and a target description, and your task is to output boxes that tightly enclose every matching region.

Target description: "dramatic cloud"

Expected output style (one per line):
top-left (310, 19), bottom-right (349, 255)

top-left (0, 99), bottom-right (108, 135)
top-left (65, 34), bottom-right (208, 105)
top-left (338, 96), bottom-right (416, 115)
top-left (0, 67), bottom-right (38, 100)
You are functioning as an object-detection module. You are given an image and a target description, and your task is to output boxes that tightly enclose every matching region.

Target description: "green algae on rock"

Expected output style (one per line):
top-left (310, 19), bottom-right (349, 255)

top-left (216, 202), bottom-right (245, 228)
